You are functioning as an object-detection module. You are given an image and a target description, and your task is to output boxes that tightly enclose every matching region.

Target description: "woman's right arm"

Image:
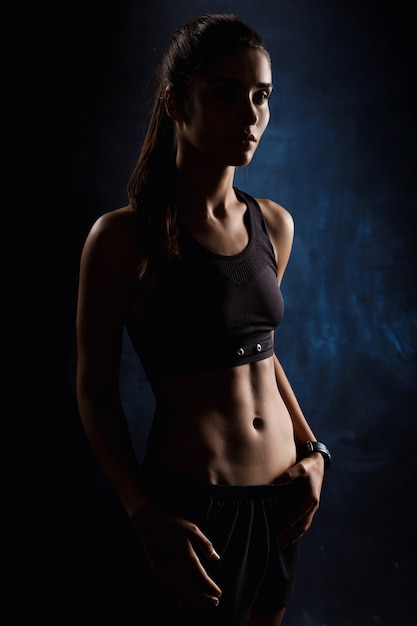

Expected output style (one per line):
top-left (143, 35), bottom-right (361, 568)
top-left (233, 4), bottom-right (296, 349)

top-left (76, 208), bottom-right (152, 518)
top-left (76, 208), bottom-right (222, 607)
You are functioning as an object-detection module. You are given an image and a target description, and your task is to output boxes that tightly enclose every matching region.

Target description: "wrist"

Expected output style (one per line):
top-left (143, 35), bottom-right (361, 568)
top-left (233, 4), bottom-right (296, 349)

top-left (297, 440), bottom-right (331, 471)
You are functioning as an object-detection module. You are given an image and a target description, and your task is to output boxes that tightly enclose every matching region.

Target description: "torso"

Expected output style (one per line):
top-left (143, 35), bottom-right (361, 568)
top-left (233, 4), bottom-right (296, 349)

top-left (148, 358), bottom-right (297, 485)
top-left (123, 190), bottom-right (297, 485)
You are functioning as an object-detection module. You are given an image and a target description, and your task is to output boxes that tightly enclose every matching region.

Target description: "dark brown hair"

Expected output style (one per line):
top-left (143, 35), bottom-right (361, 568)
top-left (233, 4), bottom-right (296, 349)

top-left (127, 13), bottom-right (270, 278)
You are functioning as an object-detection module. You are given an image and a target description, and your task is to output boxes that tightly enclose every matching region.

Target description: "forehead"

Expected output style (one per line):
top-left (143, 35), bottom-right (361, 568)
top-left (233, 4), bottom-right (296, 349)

top-left (198, 47), bottom-right (272, 86)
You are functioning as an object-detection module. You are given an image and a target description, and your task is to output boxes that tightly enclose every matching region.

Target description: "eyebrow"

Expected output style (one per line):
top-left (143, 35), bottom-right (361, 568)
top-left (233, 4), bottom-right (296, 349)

top-left (208, 78), bottom-right (273, 89)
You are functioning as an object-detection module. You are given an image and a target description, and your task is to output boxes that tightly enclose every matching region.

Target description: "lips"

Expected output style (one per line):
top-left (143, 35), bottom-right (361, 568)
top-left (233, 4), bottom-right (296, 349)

top-left (230, 134), bottom-right (256, 143)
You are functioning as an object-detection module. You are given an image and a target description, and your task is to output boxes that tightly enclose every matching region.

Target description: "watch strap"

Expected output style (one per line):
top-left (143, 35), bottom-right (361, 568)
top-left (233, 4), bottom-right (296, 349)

top-left (297, 441), bottom-right (331, 470)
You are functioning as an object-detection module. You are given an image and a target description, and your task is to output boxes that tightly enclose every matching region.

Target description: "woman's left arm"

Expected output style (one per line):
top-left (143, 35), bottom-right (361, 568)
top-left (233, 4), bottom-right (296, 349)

top-left (258, 197), bottom-right (327, 544)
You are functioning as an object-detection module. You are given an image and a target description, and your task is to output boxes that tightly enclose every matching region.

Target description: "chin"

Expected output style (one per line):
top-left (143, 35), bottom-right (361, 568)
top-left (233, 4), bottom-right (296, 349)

top-left (220, 150), bottom-right (255, 168)
top-left (231, 155), bottom-right (254, 167)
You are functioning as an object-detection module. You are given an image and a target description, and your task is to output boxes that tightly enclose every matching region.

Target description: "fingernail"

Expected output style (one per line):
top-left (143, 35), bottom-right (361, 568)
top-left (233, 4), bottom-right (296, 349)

top-left (211, 549), bottom-right (220, 560)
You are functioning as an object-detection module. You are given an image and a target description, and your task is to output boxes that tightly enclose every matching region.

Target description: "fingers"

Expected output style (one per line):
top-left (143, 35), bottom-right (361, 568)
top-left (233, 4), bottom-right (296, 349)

top-left (280, 498), bottom-right (317, 547)
top-left (277, 458), bottom-right (324, 547)
top-left (158, 551), bottom-right (222, 608)
top-left (182, 526), bottom-right (223, 604)
top-left (156, 559), bottom-right (221, 609)
top-left (142, 515), bottom-right (223, 609)
top-left (274, 465), bottom-right (296, 485)
top-left (188, 522), bottom-right (221, 562)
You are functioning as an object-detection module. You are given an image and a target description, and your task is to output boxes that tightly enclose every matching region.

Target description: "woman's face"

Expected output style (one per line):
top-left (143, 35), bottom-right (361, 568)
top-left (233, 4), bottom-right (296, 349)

top-left (177, 47), bottom-right (273, 168)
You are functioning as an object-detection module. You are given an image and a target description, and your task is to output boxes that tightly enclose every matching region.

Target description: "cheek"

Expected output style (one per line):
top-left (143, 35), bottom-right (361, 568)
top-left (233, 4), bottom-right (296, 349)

top-left (195, 109), bottom-right (226, 141)
top-left (260, 108), bottom-right (270, 133)
top-left (184, 99), bottom-right (213, 132)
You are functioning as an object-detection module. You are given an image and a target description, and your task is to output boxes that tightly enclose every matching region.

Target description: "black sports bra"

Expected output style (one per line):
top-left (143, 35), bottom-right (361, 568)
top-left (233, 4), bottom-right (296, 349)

top-left (126, 188), bottom-right (284, 379)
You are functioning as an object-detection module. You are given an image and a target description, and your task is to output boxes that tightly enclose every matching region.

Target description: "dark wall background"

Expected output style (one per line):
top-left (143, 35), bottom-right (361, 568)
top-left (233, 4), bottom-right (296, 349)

top-left (28, 1), bottom-right (417, 624)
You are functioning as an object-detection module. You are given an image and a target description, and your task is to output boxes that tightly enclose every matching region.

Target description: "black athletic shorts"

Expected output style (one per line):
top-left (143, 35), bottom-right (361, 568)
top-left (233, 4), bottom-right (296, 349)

top-left (90, 460), bottom-right (302, 626)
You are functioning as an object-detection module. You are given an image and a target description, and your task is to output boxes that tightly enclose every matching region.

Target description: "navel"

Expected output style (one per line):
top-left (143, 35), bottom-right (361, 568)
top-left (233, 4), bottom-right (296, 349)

top-left (252, 416), bottom-right (264, 430)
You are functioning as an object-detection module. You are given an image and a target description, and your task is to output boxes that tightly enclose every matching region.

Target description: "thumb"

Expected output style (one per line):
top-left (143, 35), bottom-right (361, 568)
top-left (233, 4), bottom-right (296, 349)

top-left (274, 467), bottom-right (296, 485)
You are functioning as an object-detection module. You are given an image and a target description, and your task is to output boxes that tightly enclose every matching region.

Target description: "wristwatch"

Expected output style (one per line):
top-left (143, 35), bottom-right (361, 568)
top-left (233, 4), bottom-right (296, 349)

top-left (297, 441), bottom-right (331, 470)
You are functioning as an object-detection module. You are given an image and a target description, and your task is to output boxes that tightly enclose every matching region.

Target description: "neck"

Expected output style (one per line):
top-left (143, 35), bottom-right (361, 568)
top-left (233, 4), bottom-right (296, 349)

top-left (175, 148), bottom-right (237, 216)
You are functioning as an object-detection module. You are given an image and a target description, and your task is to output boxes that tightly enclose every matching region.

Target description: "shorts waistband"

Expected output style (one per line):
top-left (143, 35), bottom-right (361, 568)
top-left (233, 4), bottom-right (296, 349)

top-left (140, 457), bottom-right (291, 503)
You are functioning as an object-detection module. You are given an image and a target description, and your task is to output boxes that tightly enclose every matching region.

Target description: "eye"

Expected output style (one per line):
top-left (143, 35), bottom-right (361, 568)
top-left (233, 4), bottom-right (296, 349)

top-left (254, 90), bottom-right (271, 105)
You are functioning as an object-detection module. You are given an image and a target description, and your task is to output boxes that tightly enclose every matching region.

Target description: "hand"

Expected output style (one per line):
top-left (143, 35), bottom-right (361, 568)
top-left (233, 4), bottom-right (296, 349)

top-left (275, 452), bottom-right (325, 547)
top-left (132, 503), bottom-right (222, 609)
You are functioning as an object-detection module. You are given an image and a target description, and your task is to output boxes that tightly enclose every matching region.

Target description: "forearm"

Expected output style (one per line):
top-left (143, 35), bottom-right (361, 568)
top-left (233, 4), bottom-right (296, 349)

top-left (273, 353), bottom-right (331, 481)
top-left (77, 392), bottom-right (153, 519)
top-left (273, 353), bottom-right (317, 444)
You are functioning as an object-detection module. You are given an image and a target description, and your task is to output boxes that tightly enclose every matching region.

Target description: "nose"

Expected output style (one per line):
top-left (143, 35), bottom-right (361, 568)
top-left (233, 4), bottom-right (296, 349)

top-left (240, 97), bottom-right (258, 126)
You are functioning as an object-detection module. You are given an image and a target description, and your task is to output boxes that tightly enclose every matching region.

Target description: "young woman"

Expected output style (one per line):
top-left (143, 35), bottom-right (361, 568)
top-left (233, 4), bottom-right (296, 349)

top-left (76, 13), bottom-right (331, 626)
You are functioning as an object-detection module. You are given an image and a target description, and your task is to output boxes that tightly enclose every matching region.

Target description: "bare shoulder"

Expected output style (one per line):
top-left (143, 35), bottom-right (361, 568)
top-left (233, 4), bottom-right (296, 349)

top-left (255, 198), bottom-right (294, 243)
top-left (255, 198), bottom-right (294, 284)
top-left (82, 205), bottom-right (139, 262)
top-left (87, 205), bottom-right (136, 244)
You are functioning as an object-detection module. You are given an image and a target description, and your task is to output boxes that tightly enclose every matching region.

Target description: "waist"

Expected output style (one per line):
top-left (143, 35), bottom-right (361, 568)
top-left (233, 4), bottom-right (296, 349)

top-left (140, 457), bottom-right (294, 499)
top-left (146, 364), bottom-right (297, 485)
